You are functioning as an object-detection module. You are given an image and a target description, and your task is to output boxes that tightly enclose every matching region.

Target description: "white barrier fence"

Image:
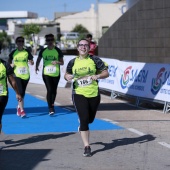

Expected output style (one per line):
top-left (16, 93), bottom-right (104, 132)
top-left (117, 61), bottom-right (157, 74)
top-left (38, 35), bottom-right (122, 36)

top-left (29, 55), bottom-right (170, 113)
top-left (29, 55), bottom-right (75, 87)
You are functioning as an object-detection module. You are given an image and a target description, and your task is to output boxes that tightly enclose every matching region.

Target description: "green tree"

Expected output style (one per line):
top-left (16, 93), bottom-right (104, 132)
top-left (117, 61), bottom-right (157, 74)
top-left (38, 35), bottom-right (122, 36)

top-left (71, 24), bottom-right (89, 39)
top-left (0, 31), bottom-right (11, 49)
top-left (22, 24), bottom-right (41, 39)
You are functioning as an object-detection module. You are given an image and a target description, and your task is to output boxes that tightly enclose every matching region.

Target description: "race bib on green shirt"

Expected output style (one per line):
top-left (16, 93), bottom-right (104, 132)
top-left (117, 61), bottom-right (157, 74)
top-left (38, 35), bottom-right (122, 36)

top-left (17, 66), bottom-right (28, 75)
top-left (44, 65), bottom-right (57, 74)
top-left (76, 76), bottom-right (92, 87)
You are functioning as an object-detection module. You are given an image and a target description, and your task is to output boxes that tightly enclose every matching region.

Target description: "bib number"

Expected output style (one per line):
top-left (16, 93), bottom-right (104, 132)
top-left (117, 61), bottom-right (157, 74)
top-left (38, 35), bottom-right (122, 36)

top-left (17, 67), bottom-right (28, 75)
top-left (0, 84), bottom-right (3, 94)
top-left (77, 77), bottom-right (92, 87)
top-left (45, 66), bottom-right (56, 74)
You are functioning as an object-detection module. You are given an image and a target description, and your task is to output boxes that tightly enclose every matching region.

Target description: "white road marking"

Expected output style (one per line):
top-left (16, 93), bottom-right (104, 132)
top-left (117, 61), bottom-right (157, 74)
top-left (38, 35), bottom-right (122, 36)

top-left (26, 91), bottom-right (30, 94)
top-left (101, 118), bottom-right (119, 124)
top-left (127, 128), bottom-right (146, 136)
top-left (63, 108), bottom-right (72, 111)
top-left (54, 102), bottom-right (61, 106)
top-left (158, 142), bottom-right (170, 149)
top-left (65, 107), bottom-right (75, 111)
top-left (102, 118), bottom-right (170, 150)
top-left (35, 95), bottom-right (45, 99)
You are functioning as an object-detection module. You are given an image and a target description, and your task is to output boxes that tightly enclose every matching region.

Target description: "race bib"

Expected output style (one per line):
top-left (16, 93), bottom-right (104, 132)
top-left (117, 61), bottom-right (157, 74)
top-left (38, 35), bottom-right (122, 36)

top-left (45, 66), bottom-right (56, 74)
top-left (17, 67), bottom-right (28, 75)
top-left (76, 76), bottom-right (92, 87)
top-left (0, 84), bottom-right (3, 94)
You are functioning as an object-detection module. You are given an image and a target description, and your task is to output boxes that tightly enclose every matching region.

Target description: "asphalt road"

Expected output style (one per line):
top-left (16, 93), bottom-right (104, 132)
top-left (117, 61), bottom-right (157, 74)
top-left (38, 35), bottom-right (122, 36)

top-left (0, 83), bottom-right (170, 170)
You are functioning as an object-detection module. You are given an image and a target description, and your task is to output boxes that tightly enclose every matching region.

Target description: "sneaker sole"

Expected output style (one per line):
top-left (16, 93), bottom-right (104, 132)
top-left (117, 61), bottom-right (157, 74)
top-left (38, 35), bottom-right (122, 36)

top-left (17, 112), bottom-right (21, 116)
top-left (83, 153), bottom-right (92, 157)
top-left (49, 112), bottom-right (54, 115)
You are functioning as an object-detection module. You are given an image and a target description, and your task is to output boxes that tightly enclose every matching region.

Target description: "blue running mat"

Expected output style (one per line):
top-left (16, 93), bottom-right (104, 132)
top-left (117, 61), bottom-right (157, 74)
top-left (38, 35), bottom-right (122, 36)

top-left (2, 88), bottom-right (124, 134)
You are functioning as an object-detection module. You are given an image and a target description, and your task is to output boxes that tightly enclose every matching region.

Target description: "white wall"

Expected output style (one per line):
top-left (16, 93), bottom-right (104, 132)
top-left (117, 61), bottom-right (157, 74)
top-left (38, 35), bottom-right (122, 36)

top-left (56, 4), bottom-right (96, 38)
top-left (98, 1), bottom-right (126, 37)
top-left (55, 1), bottom-right (126, 40)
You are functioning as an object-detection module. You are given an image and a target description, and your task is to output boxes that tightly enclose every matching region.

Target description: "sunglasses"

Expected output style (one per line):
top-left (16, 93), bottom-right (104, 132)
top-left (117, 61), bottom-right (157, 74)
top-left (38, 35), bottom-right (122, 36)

top-left (17, 40), bottom-right (24, 43)
top-left (46, 39), bottom-right (54, 42)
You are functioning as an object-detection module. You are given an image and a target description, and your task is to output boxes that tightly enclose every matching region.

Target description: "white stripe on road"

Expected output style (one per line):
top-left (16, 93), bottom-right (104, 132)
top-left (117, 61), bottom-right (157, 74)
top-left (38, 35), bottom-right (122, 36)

top-left (65, 107), bottom-right (75, 111)
top-left (101, 118), bottom-right (119, 124)
top-left (63, 108), bottom-right (70, 111)
top-left (158, 142), bottom-right (170, 149)
top-left (100, 118), bottom-right (170, 150)
top-left (127, 128), bottom-right (146, 136)
top-left (54, 102), bottom-right (61, 106)
top-left (26, 91), bottom-right (30, 94)
top-left (35, 95), bottom-right (45, 99)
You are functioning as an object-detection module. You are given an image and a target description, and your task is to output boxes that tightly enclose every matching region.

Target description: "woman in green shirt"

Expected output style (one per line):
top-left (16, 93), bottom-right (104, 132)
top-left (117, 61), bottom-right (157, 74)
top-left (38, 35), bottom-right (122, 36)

top-left (35, 34), bottom-right (64, 115)
top-left (64, 39), bottom-right (109, 157)
top-left (0, 58), bottom-right (22, 134)
top-left (8, 36), bottom-right (34, 118)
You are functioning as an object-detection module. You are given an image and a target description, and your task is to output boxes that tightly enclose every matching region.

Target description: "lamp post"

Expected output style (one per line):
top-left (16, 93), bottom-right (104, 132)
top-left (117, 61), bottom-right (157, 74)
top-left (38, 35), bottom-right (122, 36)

top-left (96, 0), bottom-right (99, 42)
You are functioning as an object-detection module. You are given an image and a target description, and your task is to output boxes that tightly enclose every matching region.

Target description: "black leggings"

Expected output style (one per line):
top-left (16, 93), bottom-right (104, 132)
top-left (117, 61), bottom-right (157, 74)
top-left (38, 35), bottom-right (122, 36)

top-left (0, 96), bottom-right (8, 124)
top-left (15, 77), bottom-right (29, 98)
top-left (43, 75), bottom-right (60, 109)
top-left (72, 94), bottom-right (101, 131)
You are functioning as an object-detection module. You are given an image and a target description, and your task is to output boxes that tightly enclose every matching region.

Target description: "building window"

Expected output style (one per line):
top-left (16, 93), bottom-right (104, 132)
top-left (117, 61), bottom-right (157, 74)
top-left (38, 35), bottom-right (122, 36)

top-left (102, 26), bottom-right (109, 35)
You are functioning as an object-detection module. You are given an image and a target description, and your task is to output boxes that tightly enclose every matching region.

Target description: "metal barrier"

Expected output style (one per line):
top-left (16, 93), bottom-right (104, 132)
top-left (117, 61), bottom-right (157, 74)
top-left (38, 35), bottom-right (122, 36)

top-left (100, 88), bottom-right (170, 114)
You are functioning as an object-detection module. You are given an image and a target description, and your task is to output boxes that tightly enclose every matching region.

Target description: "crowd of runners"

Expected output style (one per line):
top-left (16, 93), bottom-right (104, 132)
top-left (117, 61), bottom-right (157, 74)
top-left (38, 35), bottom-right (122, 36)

top-left (0, 33), bottom-right (109, 157)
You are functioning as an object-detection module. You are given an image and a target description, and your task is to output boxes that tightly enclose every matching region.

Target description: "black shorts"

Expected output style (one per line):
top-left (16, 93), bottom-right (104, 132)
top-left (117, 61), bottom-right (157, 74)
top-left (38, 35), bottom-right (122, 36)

top-left (72, 94), bottom-right (100, 131)
top-left (0, 96), bottom-right (8, 124)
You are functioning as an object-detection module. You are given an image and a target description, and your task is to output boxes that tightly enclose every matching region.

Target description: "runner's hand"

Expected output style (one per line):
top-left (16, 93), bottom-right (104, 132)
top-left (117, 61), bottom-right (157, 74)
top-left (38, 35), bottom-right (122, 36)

top-left (91, 75), bottom-right (100, 80)
top-left (51, 61), bottom-right (59, 65)
top-left (66, 74), bottom-right (74, 81)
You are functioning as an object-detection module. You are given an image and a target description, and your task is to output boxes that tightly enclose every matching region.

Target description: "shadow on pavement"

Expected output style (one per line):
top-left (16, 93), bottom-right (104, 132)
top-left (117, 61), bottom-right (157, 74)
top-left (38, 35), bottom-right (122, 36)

top-left (61, 102), bottom-right (164, 111)
top-left (59, 102), bottom-right (146, 111)
top-left (1, 133), bottom-right (75, 149)
top-left (91, 134), bottom-right (156, 156)
top-left (0, 149), bottom-right (51, 170)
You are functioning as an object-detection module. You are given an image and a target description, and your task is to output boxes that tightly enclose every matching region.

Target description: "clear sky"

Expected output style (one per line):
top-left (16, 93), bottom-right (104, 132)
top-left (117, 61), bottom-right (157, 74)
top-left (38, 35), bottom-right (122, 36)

top-left (0, 0), bottom-right (118, 20)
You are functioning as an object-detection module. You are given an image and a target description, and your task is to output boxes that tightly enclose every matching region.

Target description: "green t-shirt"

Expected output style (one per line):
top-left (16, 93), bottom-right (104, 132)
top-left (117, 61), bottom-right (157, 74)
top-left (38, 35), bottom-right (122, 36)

top-left (36, 47), bottom-right (64, 77)
top-left (0, 59), bottom-right (13, 96)
top-left (9, 49), bottom-right (33, 80)
top-left (66, 55), bottom-right (107, 97)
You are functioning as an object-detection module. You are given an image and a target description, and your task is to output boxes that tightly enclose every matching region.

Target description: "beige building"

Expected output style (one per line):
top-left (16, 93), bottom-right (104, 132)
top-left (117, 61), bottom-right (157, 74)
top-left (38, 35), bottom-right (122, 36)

top-left (54, 1), bottom-right (126, 41)
top-left (4, 1), bottom-right (126, 41)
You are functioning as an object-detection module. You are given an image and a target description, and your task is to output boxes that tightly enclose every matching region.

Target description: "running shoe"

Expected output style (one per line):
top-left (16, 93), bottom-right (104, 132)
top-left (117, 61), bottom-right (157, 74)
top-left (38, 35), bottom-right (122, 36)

top-left (49, 108), bottom-right (55, 115)
top-left (20, 110), bottom-right (26, 118)
top-left (83, 146), bottom-right (92, 157)
top-left (17, 106), bottom-right (21, 116)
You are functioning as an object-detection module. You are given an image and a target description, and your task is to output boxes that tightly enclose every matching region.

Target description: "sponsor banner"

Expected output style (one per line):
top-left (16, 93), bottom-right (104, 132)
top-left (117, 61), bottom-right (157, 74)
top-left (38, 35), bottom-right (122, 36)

top-left (29, 55), bottom-right (75, 87)
top-left (99, 58), bottom-right (170, 102)
top-left (29, 56), bottom-right (170, 102)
